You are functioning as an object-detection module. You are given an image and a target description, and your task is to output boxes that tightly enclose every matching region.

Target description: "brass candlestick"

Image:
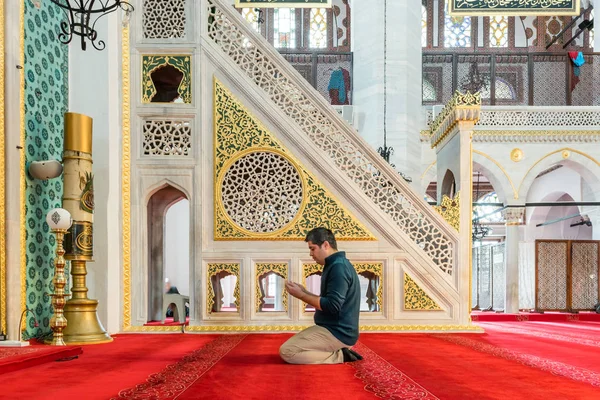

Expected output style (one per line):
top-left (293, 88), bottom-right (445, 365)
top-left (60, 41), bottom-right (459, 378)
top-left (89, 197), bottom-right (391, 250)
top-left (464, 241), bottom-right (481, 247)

top-left (49, 229), bottom-right (68, 346)
top-left (45, 208), bottom-right (73, 346)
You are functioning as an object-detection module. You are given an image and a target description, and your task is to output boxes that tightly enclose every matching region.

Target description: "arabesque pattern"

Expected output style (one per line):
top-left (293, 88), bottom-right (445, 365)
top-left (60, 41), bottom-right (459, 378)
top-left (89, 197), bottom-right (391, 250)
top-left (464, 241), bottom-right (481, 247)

top-left (354, 262), bottom-right (384, 312)
top-left (208, 0), bottom-right (455, 275)
top-left (207, 263), bottom-right (241, 314)
top-left (404, 274), bottom-right (442, 311)
top-left (142, 0), bottom-right (186, 39)
top-left (255, 263), bottom-right (288, 313)
top-left (214, 80), bottom-right (374, 241)
top-left (142, 119), bottom-right (191, 156)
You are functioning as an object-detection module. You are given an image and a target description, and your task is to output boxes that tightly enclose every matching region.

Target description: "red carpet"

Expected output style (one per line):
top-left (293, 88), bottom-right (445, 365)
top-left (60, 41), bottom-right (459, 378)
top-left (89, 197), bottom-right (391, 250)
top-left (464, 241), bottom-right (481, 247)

top-left (0, 343), bottom-right (83, 375)
top-left (177, 334), bottom-right (377, 400)
top-left (472, 311), bottom-right (600, 322)
top-left (0, 334), bottom-right (218, 400)
top-left (359, 333), bottom-right (600, 399)
top-left (2, 324), bottom-right (600, 399)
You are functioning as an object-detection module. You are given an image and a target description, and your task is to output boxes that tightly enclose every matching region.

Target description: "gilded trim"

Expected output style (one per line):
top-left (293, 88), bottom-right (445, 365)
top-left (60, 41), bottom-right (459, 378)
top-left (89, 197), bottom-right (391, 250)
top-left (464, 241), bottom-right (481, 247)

top-left (354, 262), bottom-right (384, 312)
top-left (403, 273), bottom-right (443, 311)
top-left (234, 0), bottom-right (332, 8)
top-left (420, 160), bottom-right (436, 180)
top-left (207, 263), bottom-right (241, 314)
top-left (215, 148), bottom-right (308, 239)
top-left (473, 149), bottom-right (518, 200)
top-left (301, 263), bottom-right (323, 311)
top-left (184, 324), bottom-right (481, 332)
top-left (0, 0), bottom-right (5, 336)
top-left (122, 25), bottom-right (132, 329)
top-left (474, 130), bottom-right (600, 139)
top-left (213, 78), bottom-right (375, 241)
top-left (448, 0), bottom-right (580, 17)
top-left (20, 0), bottom-right (26, 318)
top-left (141, 55), bottom-right (191, 104)
top-left (255, 263), bottom-right (288, 313)
top-left (433, 193), bottom-right (460, 232)
top-left (122, 325), bottom-right (183, 333)
top-left (517, 147), bottom-right (600, 197)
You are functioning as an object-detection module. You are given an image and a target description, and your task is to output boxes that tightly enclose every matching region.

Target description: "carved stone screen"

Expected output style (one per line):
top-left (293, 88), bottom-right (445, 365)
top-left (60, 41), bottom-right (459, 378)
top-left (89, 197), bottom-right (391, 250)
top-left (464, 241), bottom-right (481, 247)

top-left (536, 240), bottom-right (568, 311)
top-left (536, 240), bottom-right (600, 312)
top-left (571, 242), bottom-right (599, 311)
top-left (220, 151), bottom-right (303, 233)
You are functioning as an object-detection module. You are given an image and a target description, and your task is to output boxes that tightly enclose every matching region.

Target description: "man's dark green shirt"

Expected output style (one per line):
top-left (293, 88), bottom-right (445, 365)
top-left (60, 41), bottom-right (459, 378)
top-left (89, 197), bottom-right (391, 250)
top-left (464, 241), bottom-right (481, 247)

top-left (315, 251), bottom-right (360, 345)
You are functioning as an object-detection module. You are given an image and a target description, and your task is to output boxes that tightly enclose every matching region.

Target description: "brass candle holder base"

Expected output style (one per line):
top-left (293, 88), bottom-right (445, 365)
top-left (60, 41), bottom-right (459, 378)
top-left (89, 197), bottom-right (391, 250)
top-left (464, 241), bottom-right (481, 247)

top-left (62, 299), bottom-right (112, 345)
top-left (61, 259), bottom-right (112, 345)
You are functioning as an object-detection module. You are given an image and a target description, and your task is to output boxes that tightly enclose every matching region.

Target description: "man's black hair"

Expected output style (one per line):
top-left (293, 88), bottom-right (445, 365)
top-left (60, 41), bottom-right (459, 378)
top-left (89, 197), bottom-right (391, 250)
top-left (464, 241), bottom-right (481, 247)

top-left (305, 227), bottom-right (337, 250)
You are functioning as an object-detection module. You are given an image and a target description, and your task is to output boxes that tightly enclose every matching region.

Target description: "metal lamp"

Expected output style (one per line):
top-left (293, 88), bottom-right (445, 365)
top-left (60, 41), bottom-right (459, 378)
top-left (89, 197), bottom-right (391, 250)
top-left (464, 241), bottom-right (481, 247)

top-left (45, 208), bottom-right (73, 346)
top-left (50, 0), bottom-right (134, 51)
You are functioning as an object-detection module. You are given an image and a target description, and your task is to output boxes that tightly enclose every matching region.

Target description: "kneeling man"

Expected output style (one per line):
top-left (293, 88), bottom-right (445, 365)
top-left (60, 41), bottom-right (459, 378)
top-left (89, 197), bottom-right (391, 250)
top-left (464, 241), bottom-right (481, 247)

top-left (280, 227), bottom-right (363, 364)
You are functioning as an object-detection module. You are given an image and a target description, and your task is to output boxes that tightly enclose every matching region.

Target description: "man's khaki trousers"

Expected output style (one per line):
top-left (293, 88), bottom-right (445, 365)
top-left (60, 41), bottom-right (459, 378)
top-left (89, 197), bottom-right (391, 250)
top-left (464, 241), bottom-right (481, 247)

top-left (279, 325), bottom-right (350, 364)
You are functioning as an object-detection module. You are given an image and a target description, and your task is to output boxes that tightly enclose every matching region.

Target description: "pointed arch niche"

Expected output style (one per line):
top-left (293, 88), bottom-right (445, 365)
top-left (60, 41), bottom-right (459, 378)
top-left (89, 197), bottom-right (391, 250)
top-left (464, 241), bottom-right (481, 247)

top-left (147, 184), bottom-right (190, 322)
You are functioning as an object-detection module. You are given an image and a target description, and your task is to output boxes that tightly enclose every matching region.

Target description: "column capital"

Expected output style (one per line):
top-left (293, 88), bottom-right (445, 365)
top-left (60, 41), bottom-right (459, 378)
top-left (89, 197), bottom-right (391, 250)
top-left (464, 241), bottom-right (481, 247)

top-left (504, 207), bottom-right (525, 226)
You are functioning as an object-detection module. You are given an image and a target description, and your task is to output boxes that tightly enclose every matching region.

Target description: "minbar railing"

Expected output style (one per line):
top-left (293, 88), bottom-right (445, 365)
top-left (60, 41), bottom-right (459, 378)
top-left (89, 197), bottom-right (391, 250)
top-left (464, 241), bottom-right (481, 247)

top-left (423, 52), bottom-right (600, 107)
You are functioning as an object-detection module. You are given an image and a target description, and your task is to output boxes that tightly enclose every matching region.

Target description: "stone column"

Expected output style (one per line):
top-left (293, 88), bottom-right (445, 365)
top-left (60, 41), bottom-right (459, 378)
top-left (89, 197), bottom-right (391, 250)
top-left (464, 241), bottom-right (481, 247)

top-left (352, 0), bottom-right (423, 183)
top-left (504, 207), bottom-right (525, 313)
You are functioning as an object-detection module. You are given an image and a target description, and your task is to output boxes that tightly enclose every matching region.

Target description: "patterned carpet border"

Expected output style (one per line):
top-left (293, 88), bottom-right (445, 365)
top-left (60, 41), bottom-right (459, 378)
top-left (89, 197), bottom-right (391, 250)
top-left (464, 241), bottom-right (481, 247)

top-left (0, 347), bottom-right (40, 360)
top-left (437, 335), bottom-right (600, 388)
top-left (110, 334), bottom-right (247, 400)
top-left (350, 342), bottom-right (440, 400)
top-left (478, 323), bottom-right (600, 348)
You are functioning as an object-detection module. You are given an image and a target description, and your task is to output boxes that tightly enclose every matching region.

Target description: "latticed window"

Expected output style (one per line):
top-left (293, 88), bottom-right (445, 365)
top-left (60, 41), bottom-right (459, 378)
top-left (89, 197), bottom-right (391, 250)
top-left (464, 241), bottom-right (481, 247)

top-left (274, 8), bottom-right (296, 48)
top-left (422, 4), bottom-right (427, 47)
top-left (489, 16), bottom-right (509, 47)
top-left (444, 15), bottom-right (471, 48)
top-left (142, 120), bottom-right (192, 156)
top-left (142, 0), bottom-right (186, 39)
top-left (309, 8), bottom-right (327, 49)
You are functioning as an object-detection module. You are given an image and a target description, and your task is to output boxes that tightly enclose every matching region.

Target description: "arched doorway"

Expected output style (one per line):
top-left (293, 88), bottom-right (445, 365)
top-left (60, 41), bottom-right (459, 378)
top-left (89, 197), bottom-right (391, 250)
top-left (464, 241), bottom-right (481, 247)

top-left (147, 185), bottom-right (190, 322)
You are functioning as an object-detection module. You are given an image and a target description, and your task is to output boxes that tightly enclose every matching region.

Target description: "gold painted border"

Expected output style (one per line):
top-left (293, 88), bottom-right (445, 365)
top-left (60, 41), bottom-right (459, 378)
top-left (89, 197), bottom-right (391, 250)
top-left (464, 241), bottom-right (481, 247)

top-left (213, 78), bottom-right (375, 241)
top-left (20, 0), bottom-right (26, 319)
top-left (516, 147), bottom-right (600, 197)
top-left (448, 0), bottom-right (580, 16)
top-left (473, 149), bottom-right (518, 200)
top-left (215, 147), bottom-right (308, 239)
top-left (234, 0), bottom-right (332, 8)
top-left (183, 324), bottom-right (482, 332)
top-left (354, 262), bottom-right (384, 313)
top-left (255, 263), bottom-right (288, 313)
top-left (141, 54), bottom-right (192, 104)
top-left (0, 0), bottom-right (5, 336)
top-left (207, 263), bottom-right (241, 314)
top-left (122, 25), bottom-right (132, 329)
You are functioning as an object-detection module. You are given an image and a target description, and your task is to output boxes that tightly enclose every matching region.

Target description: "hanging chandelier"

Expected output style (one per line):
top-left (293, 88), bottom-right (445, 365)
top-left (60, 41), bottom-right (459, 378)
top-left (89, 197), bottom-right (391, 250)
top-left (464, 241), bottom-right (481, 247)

top-left (50, 1), bottom-right (134, 51)
top-left (472, 171), bottom-right (491, 242)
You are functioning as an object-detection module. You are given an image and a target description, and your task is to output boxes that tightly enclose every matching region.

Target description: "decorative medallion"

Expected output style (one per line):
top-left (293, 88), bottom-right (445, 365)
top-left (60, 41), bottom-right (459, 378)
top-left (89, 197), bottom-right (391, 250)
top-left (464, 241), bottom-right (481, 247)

top-left (65, 222), bottom-right (94, 260)
top-left (562, 150), bottom-right (570, 159)
top-left (404, 273), bottom-right (442, 311)
top-left (214, 79), bottom-right (375, 241)
top-left (510, 148), bottom-right (524, 162)
top-left (255, 263), bottom-right (288, 313)
top-left (142, 55), bottom-right (191, 103)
